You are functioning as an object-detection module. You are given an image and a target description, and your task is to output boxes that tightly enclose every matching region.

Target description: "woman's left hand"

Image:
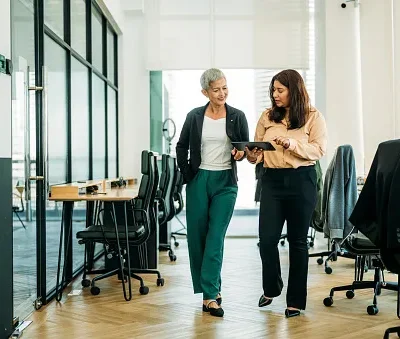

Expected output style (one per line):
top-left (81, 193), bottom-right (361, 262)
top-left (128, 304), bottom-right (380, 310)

top-left (273, 136), bottom-right (290, 149)
top-left (232, 148), bottom-right (245, 160)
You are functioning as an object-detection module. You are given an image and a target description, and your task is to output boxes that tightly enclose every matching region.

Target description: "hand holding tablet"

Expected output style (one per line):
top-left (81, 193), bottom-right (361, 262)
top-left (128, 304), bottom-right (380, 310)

top-left (231, 141), bottom-right (276, 152)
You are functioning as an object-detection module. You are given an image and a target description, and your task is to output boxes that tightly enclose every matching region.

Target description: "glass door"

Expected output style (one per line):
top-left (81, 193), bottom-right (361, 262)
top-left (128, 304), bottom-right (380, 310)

top-left (11, 0), bottom-right (38, 320)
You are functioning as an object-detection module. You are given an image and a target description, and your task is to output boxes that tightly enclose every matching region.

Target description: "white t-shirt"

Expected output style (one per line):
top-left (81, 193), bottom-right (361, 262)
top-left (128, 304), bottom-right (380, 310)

top-left (199, 116), bottom-right (232, 171)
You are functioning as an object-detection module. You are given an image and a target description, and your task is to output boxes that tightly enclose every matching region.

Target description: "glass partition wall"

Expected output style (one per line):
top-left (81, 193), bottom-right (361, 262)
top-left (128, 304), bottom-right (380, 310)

top-left (11, 0), bottom-right (118, 321)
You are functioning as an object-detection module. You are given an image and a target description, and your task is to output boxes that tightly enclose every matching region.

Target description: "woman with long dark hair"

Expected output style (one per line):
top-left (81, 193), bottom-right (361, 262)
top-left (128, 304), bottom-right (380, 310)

top-left (246, 69), bottom-right (327, 317)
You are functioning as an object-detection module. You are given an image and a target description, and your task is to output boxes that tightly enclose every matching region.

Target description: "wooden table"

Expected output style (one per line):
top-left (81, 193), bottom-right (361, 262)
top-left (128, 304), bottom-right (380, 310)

top-left (48, 180), bottom-right (139, 302)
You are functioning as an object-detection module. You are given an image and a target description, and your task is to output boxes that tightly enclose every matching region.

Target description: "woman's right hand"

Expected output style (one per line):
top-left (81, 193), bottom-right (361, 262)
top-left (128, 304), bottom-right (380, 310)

top-left (245, 147), bottom-right (263, 163)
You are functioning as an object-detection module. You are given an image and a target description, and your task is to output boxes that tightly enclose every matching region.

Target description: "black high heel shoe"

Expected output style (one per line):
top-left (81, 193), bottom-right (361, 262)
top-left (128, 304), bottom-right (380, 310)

top-left (258, 295), bottom-right (273, 307)
top-left (202, 300), bottom-right (224, 317)
top-left (285, 308), bottom-right (301, 318)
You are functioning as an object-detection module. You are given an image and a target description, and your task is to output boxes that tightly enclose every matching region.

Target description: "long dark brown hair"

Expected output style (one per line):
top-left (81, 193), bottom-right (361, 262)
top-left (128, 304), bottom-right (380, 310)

top-left (268, 69), bottom-right (310, 129)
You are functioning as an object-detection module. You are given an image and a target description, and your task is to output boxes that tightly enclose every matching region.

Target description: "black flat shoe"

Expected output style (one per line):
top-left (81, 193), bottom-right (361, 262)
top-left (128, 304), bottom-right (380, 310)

top-left (285, 309), bottom-right (301, 318)
top-left (202, 300), bottom-right (224, 317)
top-left (216, 296), bottom-right (222, 306)
top-left (258, 295), bottom-right (273, 307)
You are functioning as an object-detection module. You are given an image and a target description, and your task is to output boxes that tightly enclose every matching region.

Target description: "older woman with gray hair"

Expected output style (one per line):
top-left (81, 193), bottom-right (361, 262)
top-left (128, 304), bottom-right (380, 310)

top-left (176, 68), bottom-right (249, 317)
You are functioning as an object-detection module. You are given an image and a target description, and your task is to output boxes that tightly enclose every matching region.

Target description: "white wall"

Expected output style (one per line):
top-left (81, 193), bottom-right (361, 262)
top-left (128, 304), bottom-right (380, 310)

top-left (118, 11), bottom-right (150, 179)
top-left (324, 0), bottom-right (364, 174)
top-left (99, 0), bottom-right (149, 180)
top-left (360, 0), bottom-right (395, 173)
top-left (393, 0), bottom-right (400, 139)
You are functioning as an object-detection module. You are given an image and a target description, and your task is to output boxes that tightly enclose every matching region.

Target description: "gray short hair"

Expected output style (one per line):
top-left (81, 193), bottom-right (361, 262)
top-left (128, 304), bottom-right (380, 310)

top-left (200, 68), bottom-right (226, 90)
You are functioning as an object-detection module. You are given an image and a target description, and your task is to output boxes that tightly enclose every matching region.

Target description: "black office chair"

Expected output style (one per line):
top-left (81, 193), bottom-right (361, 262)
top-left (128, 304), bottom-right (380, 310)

top-left (323, 229), bottom-right (397, 315)
top-left (156, 154), bottom-right (177, 261)
top-left (123, 151), bottom-right (164, 284)
top-left (170, 170), bottom-right (186, 247)
top-left (76, 150), bottom-right (161, 300)
top-left (346, 140), bottom-right (400, 337)
top-left (324, 141), bottom-right (400, 319)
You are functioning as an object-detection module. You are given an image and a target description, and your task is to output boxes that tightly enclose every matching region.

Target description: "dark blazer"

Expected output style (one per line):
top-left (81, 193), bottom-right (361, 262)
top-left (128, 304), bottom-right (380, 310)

top-left (349, 140), bottom-right (400, 250)
top-left (176, 102), bottom-right (249, 184)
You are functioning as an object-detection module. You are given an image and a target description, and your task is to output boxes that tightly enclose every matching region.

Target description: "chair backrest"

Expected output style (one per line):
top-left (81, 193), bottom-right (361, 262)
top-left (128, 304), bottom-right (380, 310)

top-left (165, 155), bottom-right (177, 222)
top-left (134, 150), bottom-right (154, 212)
top-left (172, 170), bottom-right (184, 215)
top-left (101, 150), bottom-right (155, 243)
top-left (148, 152), bottom-right (159, 233)
top-left (157, 154), bottom-right (176, 221)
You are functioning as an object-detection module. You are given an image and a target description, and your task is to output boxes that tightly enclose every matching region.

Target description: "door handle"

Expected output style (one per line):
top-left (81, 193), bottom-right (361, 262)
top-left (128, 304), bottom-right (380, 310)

top-left (29, 176), bottom-right (44, 181)
top-left (28, 86), bottom-right (43, 91)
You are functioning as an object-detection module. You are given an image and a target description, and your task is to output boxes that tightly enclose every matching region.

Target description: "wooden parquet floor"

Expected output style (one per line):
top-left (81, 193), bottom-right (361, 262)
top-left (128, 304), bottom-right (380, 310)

top-left (24, 235), bottom-right (400, 339)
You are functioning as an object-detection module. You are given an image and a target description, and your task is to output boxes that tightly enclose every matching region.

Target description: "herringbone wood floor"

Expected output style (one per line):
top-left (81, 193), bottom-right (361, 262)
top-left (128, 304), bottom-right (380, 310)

top-left (24, 235), bottom-right (400, 339)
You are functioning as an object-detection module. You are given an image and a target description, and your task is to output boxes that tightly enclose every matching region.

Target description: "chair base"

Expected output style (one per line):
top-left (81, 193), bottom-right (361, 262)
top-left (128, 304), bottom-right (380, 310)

top-left (82, 266), bottom-right (165, 297)
top-left (323, 257), bottom-right (398, 315)
top-left (384, 326), bottom-right (400, 339)
top-left (309, 241), bottom-right (358, 274)
top-left (159, 243), bottom-right (177, 261)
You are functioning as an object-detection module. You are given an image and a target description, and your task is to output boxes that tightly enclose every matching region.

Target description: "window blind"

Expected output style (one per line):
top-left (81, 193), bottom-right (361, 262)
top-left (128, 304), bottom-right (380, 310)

top-left (144, 0), bottom-right (310, 70)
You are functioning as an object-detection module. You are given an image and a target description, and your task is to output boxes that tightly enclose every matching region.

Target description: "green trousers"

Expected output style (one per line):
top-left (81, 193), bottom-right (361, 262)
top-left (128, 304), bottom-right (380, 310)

top-left (185, 169), bottom-right (238, 300)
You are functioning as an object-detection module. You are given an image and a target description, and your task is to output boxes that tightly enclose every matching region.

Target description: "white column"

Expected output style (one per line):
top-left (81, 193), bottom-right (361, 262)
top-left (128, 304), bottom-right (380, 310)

top-left (393, 0), bottom-right (400, 139)
top-left (119, 11), bottom-right (150, 179)
top-left (314, 0), bottom-right (327, 171)
top-left (359, 0), bottom-right (395, 173)
top-left (324, 0), bottom-right (364, 175)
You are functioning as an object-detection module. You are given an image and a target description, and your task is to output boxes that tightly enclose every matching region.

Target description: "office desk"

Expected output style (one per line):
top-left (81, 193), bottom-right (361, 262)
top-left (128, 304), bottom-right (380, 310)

top-left (49, 180), bottom-right (139, 302)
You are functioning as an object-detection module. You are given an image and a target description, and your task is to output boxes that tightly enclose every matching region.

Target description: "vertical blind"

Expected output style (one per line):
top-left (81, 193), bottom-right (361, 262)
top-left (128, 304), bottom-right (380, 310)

top-left (145, 0), bottom-right (310, 70)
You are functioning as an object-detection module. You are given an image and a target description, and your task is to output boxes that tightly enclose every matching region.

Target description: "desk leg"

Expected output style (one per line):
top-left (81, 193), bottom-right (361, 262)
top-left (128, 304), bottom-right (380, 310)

top-left (111, 202), bottom-right (132, 301)
top-left (85, 201), bottom-right (96, 272)
top-left (55, 201), bottom-right (74, 302)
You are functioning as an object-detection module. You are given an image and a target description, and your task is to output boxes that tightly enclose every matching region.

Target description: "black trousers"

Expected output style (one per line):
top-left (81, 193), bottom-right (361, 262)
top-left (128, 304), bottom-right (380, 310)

top-left (259, 165), bottom-right (317, 310)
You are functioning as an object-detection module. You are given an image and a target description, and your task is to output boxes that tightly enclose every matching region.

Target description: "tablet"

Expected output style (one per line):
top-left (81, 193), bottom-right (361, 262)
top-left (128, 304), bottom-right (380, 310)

top-left (231, 141), bottom-right (275, 151)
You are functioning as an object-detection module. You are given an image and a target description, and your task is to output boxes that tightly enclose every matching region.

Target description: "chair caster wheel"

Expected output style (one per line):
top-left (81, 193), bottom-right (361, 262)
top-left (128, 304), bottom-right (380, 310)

top-left (168, 250), bottom-right (177, 261)
top-left (139, 286), bottom-right (149, 295)
top-left (367, 305), bottom-right (379, 315)
top-left (309, 241), bottom-right (314, 247)
top-left (174, 241), bottom-right (179, 247)
top-left (33, 299), bottom-right (42, 310)
top-left (317, 258), bottom-right (323, 265)
top-left (280, 240), bottom-right (285, 246)
top-left (157, 278), bottom-right (165, 286)
top-left (323, 297), bottom-right (333, 307)
top-left (91, 286), bottom-right (100, 295)
top-left (346, 290), bottom-right (355, 299)
top-left (81, 279), bottom-right (91, 288)
top-left (325, 266), bottom-right (333, 274)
